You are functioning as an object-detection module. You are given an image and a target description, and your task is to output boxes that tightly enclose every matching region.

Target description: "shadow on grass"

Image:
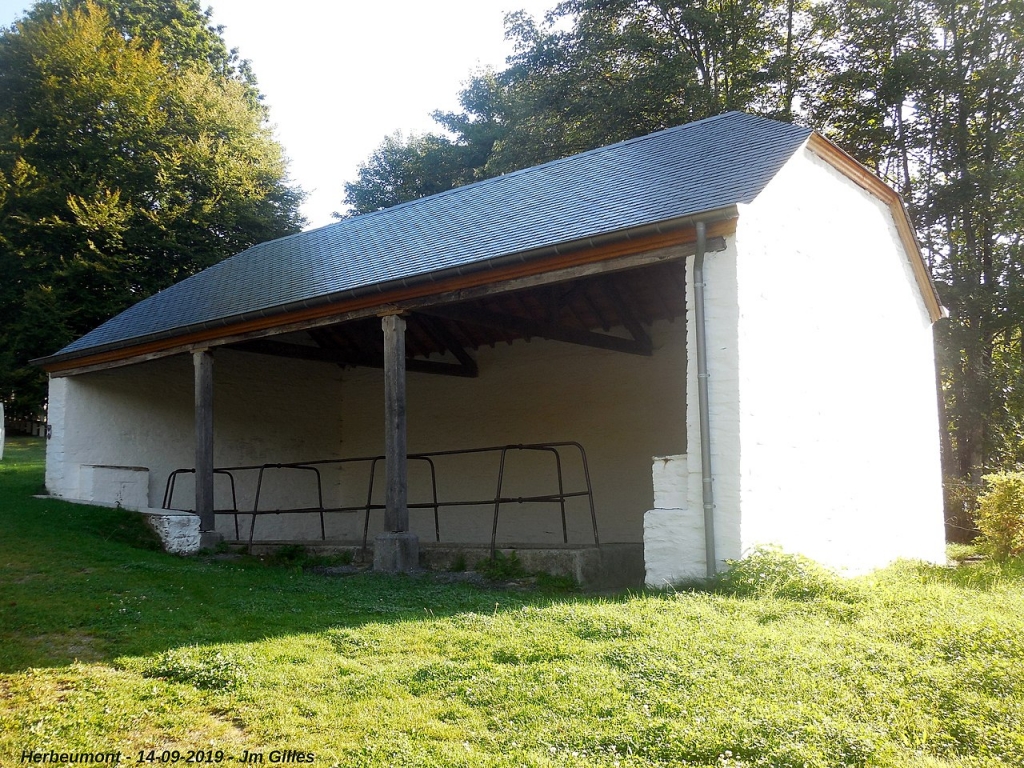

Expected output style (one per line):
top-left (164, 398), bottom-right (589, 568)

top-left (0, 438), bottom-right (607, 673)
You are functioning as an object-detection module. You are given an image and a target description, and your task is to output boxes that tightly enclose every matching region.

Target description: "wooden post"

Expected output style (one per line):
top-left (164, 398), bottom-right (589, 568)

top-left (382, 314), bottom-right (408, 532)
top-left (193, 349), bottom-right (215, 532)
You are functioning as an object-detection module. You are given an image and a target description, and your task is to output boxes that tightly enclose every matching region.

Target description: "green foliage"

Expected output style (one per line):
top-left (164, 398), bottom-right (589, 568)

top-left (25, 1), bottom-right (250, 87)
top-left (259, 544), bottom-right (354, 569)
top-left (142, 647), bottom-right (249, 690)
top-left (264, 543), bottom-right (308, 564)
top-left (0, 1), bottom-right (304, 418)
top-left (342, 0), bottom-right (815, 215)
top-left (975, 472), bottom-right (1024, 560)
top-left (486, 0), bottom-right (812, 174)
top-left (946, 541), bottom-right (981, 563)
top-left (476, 550), bottom-right (527, 580)
top-left (105, 510), bottom-right (164, 552)
top-left (340, 131), bottom-right (480, 214)
top-left (713, 545), bottom-right (862, 602)
top-left (945, 475), bottom-right (983, 542)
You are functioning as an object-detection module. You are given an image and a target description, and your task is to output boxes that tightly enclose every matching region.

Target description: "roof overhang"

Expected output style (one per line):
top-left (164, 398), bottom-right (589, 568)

top-left (39, 209), bottom-right (738, 377)
top-left (805, 133), bottom-right (944, 323)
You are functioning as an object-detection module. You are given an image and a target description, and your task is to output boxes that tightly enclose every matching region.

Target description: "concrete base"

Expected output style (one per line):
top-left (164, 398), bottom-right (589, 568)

top-left (373, 532), bottom-right (421, 573)
top-left (143, 509), bottom-right (201, 555)
top-left (200, 531), bottom-right (225, 550)
top-left (419, 543), bottom-right (645, 591)
top-left (245, 539), bottom-right (645, 590)
top-left (644, 507), bottom-right (708, 586)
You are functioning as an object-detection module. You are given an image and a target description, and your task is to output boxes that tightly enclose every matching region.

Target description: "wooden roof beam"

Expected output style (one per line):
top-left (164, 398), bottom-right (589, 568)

top-left (409, 314), bottom-right (479, 375)
top-left (227, 338), bottom-right (478, 378)
top-left (599, 277), bottom-right (653, 353)
top-left (421, 304), bottom-right (653, 356)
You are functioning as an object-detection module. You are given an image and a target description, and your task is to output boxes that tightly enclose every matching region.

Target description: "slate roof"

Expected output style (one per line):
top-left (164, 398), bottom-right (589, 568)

top-left (48, 111), bottom-right (812, 361)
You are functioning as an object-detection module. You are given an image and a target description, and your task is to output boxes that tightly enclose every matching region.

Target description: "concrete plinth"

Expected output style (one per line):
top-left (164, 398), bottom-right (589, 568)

top-left (373, 532), bottom-right (420, 573)
top-left (200, 530), bottom-right (225, 550)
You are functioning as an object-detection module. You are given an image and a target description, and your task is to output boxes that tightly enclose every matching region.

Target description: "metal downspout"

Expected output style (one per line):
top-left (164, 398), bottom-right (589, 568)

top-left (693, 221), bottom-right (717, 577)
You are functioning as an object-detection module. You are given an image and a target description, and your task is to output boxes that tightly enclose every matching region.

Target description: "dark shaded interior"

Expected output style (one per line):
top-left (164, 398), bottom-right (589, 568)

top-left (227, 259), bottom-right (687, 376)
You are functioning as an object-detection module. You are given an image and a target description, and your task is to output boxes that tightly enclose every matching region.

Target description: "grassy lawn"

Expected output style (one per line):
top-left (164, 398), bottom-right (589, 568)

top-left (2, 436), bottom-right (1023, 767)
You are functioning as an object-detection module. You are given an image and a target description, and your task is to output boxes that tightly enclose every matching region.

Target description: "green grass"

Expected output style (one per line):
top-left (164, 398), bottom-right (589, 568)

top-left (2, 436), bottom-right (1024, 767)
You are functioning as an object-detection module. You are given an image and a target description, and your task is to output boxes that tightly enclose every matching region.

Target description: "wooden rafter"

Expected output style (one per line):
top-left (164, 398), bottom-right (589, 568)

top-left (580, 285), bottom-right (612, 332)
top-left (229, 336), bottom-right (478, 378)
top-left (410, 314), bottom-right (479, 375)
top-left (599, 278), bottom-right (653, 353)
top-left (46, 233), bottom-right (726, 377)
top-left (421, 304), bottom-right (653, 356)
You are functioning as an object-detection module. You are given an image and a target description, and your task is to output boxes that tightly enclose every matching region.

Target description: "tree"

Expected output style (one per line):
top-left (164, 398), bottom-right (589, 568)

top-left (342, 132), bottom-right (479, 215)
top-left (342, 73), bottom-right (505, 215)
top-left (486, 0), bottom-right (813, 173)
top-left (341, 0), bottom-right (820, 215)
top-left (807, 0), bottom-right (1024, 494)
top-left (25, 0), bottom-right (257, 94)
top-left (0, 1), bottom-right (305, 421)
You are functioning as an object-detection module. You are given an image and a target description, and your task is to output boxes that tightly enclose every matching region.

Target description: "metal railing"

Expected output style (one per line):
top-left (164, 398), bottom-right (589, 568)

top-left (162, 441), bottom-right (599, 555)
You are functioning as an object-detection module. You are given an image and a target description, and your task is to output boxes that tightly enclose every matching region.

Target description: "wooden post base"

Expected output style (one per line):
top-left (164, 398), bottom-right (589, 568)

top-left (373, 532), bottom-right (420, 573)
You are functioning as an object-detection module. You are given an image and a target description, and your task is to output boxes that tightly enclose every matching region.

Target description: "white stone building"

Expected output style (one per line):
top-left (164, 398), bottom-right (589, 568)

top-left (36, 112), bottom-right (947, 585)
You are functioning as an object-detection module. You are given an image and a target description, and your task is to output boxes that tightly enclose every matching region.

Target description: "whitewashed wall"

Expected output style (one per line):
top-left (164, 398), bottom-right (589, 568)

top-left (645, 238), bottom-right (743, 585)
top-left (47, 352), bottom-right (345, 540)
top-left (47, 316), bottom-right (687, 544)
top-left (334, 318), bottom-right (686, 545)
top-left (731, 145), bottom-right (946, 572)
top-left (644, 149), bottom-right (945, 585)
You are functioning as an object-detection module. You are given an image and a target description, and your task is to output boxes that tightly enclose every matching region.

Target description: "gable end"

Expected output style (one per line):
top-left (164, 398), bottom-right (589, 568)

top-left (805, 134), bottom-right (943, 322)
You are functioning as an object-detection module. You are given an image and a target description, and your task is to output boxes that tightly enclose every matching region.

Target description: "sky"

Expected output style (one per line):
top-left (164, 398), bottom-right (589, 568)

top-left (0, 0), bottom-right (557, 229)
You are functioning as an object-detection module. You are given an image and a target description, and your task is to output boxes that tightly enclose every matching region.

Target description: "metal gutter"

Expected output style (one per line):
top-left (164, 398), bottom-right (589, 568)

top-left (34, 206), bottom-right (739, 369)
top-left (693, 220), bottom-right (717, 578)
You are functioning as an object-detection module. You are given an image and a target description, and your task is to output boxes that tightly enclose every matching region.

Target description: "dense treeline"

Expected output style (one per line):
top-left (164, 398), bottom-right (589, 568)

top-left (0, 0), bottom-right (304, 421)
top-left (342, 0), bottom-right (1024, 510)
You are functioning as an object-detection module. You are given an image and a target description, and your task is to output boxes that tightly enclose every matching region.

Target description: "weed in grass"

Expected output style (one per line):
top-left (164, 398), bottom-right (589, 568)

top-left (712, 545), bottom-right (863, 603)
top-left (534, 571), bottom-right (579, 591)
top-left (265, 543), bottom-right (307, 565)
top-left (141, 647), bottom-right (250, 690)
top-left (333, 549), bottom-right (355, 566)
top-left (107, 509), bottom-right (165, 551)
top-left (476, 550), bottom-right (527, 580)
top-left (257, 544), bottom-right (355, 571)
top-left (947, 542), bottom-right (981, 563)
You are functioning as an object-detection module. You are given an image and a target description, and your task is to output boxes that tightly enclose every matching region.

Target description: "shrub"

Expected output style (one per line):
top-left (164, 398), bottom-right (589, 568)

top-left (712, 545), bottom-right (860, 602)
top-left (975, 471), bottom-right (1024, 560)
